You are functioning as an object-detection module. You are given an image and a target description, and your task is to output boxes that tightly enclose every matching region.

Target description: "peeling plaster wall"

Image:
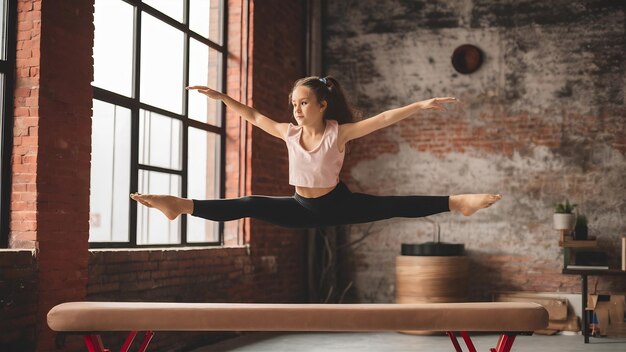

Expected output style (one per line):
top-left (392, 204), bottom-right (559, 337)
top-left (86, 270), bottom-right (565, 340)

top-left (323, 0), bottom-right (626, 302)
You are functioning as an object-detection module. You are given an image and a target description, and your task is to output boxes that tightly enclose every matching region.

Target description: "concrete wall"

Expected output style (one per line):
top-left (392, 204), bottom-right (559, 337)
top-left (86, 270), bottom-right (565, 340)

top-left (324, 0), bottom-right (626, 302)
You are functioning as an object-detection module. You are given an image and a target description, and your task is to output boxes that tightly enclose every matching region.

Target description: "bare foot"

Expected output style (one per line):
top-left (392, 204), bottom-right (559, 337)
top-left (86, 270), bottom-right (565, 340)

top-left (130, 193), bottom-right (193, 220)
top-left (449, 194), bottom-right (502, 216)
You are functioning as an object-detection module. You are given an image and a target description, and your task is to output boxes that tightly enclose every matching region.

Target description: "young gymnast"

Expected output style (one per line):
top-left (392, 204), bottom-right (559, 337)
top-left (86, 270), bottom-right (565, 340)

top-left (130, 76), bottom-right (502, 228)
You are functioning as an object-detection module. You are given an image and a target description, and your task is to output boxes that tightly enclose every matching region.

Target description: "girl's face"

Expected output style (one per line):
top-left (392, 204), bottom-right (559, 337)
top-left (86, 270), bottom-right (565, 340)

top-left (291, 85), bottom-right (326, 126)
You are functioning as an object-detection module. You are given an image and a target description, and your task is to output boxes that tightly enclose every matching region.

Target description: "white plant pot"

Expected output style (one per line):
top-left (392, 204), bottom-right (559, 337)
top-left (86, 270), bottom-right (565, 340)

top-left (553, 213), bottom-right (575, 230)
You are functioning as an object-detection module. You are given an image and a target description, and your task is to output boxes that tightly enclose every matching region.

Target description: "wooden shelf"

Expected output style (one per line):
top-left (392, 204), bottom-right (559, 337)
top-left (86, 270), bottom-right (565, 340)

top-left (559, 240), bottom-right (597, 248)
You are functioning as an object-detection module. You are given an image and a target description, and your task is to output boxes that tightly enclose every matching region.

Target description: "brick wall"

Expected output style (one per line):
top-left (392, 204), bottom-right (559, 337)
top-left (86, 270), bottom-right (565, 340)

top-left (3, 0), bottom-right (92, 351)
top-left (35, 0), bottom-right (93, 350)
top-left (11, 0), bottom-right (40, 249)
top-left (324, 0), bottom-right (626, 302)
top-left (0, 250), bottom-right (37, 351)
top-left (224, 0), bottom-right (250, 244)
top-left (1, 1), bottom-right (42, 349)
top-left (248, 0), bottom-right (308, 298)
top-left (86, 244), bottom-right (305, 350)
top-left (86, 247), bottom-right (253, 351)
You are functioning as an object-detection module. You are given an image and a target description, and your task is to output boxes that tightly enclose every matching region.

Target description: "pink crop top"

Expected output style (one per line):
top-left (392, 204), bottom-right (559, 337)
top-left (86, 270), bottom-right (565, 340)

top-left (284, 119), bottom-right (345, 188)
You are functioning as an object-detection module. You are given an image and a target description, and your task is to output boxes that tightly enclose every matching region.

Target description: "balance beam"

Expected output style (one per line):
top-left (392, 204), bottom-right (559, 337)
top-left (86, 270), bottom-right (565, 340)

top-left (47, 301), bottom-right (548, 352)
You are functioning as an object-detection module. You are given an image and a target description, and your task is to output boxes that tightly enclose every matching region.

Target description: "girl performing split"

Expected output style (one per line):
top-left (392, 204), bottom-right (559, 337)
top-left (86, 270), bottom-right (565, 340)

top-left (131, 76), bottom-right (502, 229)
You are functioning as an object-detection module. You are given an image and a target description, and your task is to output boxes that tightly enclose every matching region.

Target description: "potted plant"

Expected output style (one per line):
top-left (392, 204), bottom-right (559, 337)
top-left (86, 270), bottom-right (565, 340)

top-left (574, 214), bottom-right (588, 240)
top-left (553, 200), bottom-right (577, 231)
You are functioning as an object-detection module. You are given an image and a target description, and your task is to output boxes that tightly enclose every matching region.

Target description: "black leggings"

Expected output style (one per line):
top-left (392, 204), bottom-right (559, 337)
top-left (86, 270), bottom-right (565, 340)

top-left (191, 181), bottom-right (449, 229)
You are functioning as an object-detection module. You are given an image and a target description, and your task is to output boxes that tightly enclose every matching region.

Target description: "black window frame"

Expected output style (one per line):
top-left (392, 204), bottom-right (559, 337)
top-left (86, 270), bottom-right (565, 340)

top-left (0, 0), bottom-right (17, 248)
top-left (89, 0), bottom-right (228, 248)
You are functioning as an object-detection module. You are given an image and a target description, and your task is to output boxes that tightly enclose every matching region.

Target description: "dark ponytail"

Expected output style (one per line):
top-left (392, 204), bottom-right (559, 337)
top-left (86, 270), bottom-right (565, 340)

top-left (288, 75), bottom-right (361, 124)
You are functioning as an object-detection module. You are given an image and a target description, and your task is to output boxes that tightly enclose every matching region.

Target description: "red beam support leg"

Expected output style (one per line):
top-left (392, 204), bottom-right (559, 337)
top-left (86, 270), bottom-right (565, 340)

top-left (137, 331), bottom-right (155, 352)
top-left (500, 334), bottom-right (516, 352)
top-left (491, 333), bottom-right (518, 352)
top-left (490, 334), bottom-right (505, 352)
top-left (119, 331), bottom-right (138, 352)
top-left (459, 331), bottom-right (477, 352)
top-left (83, 335), bottom-right (108, 352)
top-left (82, 332), bottom-right (154, 352)
top-left (446, 331), bottom-right (463, 352)
top-left (496, 334), bottom-right (505, 350)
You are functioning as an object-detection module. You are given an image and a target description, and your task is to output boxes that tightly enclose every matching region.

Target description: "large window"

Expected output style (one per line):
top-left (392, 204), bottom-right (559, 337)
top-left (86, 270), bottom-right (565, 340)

top-left (89, 0), bottom-right (226, 247)
top-left (0, 0), bottom-right (16, 248)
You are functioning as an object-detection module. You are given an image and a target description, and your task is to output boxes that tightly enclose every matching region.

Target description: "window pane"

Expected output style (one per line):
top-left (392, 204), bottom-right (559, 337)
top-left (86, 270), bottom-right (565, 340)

top-left (139, 110), bottom-right (182, 170)
top-left (187, 128), bottom-right (220, 243)
top-left (89, 101), bottom-right (131, 242)
top-left (189, 40), bottom-right (222, 125)
top-left (190, 0), bottom-right (222, 43)
top-left (140, 13), bottom-right (184, 113)
top-left (93, 0), bottom-right (134, 96)
top-left (137, 170), bottom-right (181, 245)
top-left (143, 0), bottom-right (183, 22)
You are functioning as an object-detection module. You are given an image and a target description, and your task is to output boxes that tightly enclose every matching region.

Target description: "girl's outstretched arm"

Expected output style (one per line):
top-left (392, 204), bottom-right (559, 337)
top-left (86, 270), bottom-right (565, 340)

top-left (187, 85), bottom-right (288, 140)
top-left (339, 97), bottom-right (458, 144)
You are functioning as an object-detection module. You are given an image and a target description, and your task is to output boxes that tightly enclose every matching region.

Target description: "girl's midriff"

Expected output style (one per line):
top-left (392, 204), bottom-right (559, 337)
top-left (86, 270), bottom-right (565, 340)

top-left (295, 185), bottom-right (336, 198)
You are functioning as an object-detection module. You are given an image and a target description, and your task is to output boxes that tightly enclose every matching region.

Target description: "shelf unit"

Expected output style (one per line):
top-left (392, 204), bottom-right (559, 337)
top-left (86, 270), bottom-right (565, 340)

top-left (559, 239), bottom-right (598, 248)
top-left (558, 238), bottom-right (599, 269)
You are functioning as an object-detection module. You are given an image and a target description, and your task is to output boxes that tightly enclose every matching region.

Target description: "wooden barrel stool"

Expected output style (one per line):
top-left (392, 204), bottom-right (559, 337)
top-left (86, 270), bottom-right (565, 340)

top-left (396, 247), bottom-right (469, 335)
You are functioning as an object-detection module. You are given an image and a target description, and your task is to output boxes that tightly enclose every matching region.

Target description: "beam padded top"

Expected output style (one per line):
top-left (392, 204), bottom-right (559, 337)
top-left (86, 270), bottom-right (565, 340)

top-left (47, 301), bottom-right (548, 332)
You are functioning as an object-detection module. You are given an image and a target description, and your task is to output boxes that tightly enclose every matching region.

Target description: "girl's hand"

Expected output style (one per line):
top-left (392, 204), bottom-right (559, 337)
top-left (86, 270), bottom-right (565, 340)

top-left (420, 97), bottom-right (459, 111)
top-left (186, 85), bottom-right (225, 100)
